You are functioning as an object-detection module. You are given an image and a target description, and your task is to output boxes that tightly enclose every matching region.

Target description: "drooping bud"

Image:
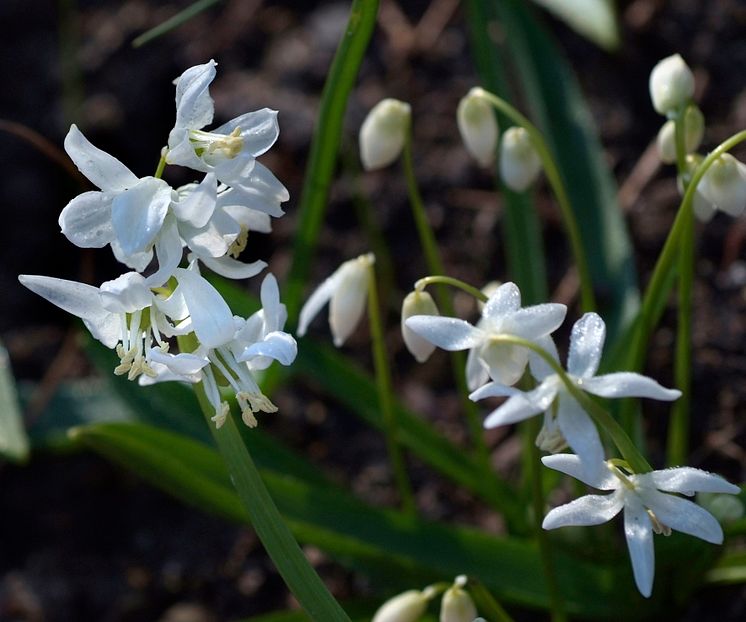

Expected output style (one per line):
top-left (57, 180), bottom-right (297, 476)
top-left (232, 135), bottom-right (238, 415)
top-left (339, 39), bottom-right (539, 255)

top-left (499, 127), bottom-right (542, 192)
top-left (697, 153), bottom-right (746, 217)
top-left (360, 99), bottom-right (411, 171)
top-left (457, 87), bottom-right (498, 167)
top-left (440, 577), bottom-right (477, 622)
top-left (401, 290), bottom-right (440, 363)
top-left (656, 105), bottom-right (705, 164)
top-left (649, 54), bottom-right (695, 116)
top-left (372, 589), bottom-right (429, 622)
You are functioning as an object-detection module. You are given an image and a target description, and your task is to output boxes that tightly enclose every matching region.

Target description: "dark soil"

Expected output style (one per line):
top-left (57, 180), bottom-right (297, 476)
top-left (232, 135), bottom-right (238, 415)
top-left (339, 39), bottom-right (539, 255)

top-left (1, 0), bottom-right (746, 620)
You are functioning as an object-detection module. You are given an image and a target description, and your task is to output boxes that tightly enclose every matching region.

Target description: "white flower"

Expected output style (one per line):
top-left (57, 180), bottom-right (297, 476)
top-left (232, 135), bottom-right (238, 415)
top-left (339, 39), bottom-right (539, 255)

top-left (440, 578), bottom-right (477, 622)
top-left (359, 99), bottom-right (411, 171)
top-left (298, 253), bottom-right (375, 347)
top-left (470, 313), bottom-right (681, 467)
top-left (457, 87), bottom-right (498, 168)
top-left (373, 589), bottom-right (431, 622)
top-left (58, 124), bottom-right (173, 272)
top-left (696, 153), bottom-right (746, 218)
top-left (656, 105), bottom-right (704, 165)
top-left (18, 271), bottom-right (189, 380)
top-left (649, 54), bottom-right (695, 116)
top-left (542, 453), bottom-right (740, 598)
top-left (499, 126), bottom-right (542, 192)
top-left (401, 290), bottom-right (439, 363)
top-left (405, 282), bottom-right (566, 389)
top-left (166, 60), bottom-right (289, 212)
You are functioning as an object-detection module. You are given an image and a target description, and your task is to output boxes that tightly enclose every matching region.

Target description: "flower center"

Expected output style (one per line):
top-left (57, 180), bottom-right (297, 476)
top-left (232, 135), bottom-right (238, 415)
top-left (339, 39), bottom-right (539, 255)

top-left (190, 127), bottom-right (244, 160)
top-left (228, 225), bottom-right (249, 258)
top-left (113, 309), bottom-right (167, 381)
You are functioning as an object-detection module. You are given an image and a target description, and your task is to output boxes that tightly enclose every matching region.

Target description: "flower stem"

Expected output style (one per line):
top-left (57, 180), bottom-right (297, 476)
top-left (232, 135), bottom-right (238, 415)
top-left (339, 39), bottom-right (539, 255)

top-left (620, 130), bottom-right (746, 436)
top-left (366, 263), bottom-right (416, 514)
top-left (668, 110), bottom-right (694, 466)
top-left (478, 90), bottom-right (596, 313)
top-left (414, 275), bottom-right (488, 303)
top-left (492, 334), bottom-right (653, 473)
top-left (401, 130), bottom-right (492, 490)
top-left (466, 579), bottom-right (516, 622)
top-left (177, 334), bottom-right (351, 622)
top-left (154, 153), bottom-right (167, 179)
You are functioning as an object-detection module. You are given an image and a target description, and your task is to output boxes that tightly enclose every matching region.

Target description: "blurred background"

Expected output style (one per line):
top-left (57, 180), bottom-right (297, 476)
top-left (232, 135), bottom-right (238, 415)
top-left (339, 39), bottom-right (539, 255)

top-left (1, 0), bottom-right (745, 619)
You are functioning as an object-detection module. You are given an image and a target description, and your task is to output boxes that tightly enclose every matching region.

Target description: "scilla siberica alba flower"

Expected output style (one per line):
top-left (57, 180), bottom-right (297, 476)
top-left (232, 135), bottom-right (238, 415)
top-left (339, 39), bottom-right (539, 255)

top-left (359, 99), bottom-right (411, 171)
top-left (457, 87), bottom-right (498, 168)
top-left (440, 576), bottom-right (477, 622)
top-left (298, 253), bottom-right (375, 347)
top-left (499, 126), bottom-right (542, 192)
top-left (696, 153), bottom-right (746, 218)
top-left (542, 453), bottom-right (740, 597)
top-left (470, 313), bottom-right (680, 467)
top-left (649, 54), bottom-right (695, 117)
top-left (656, 105), bottom-right (704, 165)
top-left (372, 587), bottom-right (435, 622)
top-left (405, 282), bottom-right (566, 390)
top-left (401, 289), bottom-right (439, 363)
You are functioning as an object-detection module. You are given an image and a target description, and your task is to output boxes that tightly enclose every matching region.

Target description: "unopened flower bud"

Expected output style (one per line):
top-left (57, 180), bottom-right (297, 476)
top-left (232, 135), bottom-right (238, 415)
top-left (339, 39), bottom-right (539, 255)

top-left (499, 127), bottom-right (542, 192)
top-left (402, 290), bottom-right (439, 363)
top-left (440, 582), bottom-right (477, 622)
top-left (373, 589), bottom-right (429, 622)
top-left (656, 105), bottom-right (705, 164)
top-left (649, 54), bottom-right (695, 116)
top-left (697, 153), bottom-right (746, 217)
top-left (457, 87), bottom-right (498, 167)
top-left (360, 99), bottom-right (411, 171)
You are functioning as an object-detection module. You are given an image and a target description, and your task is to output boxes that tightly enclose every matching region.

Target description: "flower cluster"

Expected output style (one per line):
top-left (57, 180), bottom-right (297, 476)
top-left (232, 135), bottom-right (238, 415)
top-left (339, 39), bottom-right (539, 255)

top-left (403, 280), bottom-right (739, 596)
top-left (372, 576), bottom-right (479, 622)
top-left (19, 60), bottom-right (296, 429)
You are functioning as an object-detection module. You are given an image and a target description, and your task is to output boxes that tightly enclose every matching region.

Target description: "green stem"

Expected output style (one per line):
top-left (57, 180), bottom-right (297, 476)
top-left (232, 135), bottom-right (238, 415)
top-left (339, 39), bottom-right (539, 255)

top-left (467, 579), bottom-right (516, 622)
top-left (284, 0), bottom-right (379, 322)
top-left (154, 153), bottom-right (167, 179)
top-left (620, 130), bottom-right (746, 434)
top-left (414, 275), bottom-right (488, 303)
top-left (668, 110), bottom-right (694, 466)
top-left (401, 131), bottom-right (492, 489)
top-left (177, 334), bottom-right (351, 622)
top-left (528, 419), bottom-right (566, 622)
top-left (493, 335), bottom-right (652, 473)
top-left (478, 90), bottom-right (596, 312)
top-left (366, 263), bottom-right (416, 514)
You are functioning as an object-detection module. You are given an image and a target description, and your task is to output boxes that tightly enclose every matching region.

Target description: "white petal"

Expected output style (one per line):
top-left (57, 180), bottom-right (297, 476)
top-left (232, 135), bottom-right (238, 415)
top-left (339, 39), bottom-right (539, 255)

top-left (542, 491), bottom-right (624, 529)
top-left (234, 161), bottom-right (290, 204)
top-left (528, 335), bottom-right (559, 381)
top-left (99, 272), bottom-right (152, 313)
top-left (213, 109), bottom-right (280, 156)
top-left (482, 282), bottom-right (521, 319)
top-left (648, 467), bottom-right (741, 495)
top-left (174, 60), bottom-right (216, 130)
top-left (582, 372), bottom-right (681, 401)
top-left (64, 124), bottom-right (138, 192)
top-left (623, 497), bottom-right (655, 598)
top-left (541, 453), bottom-right (618, 490)
top-left (198, 254), bottom-right (267, 280)
top-left (149, 348), bottom-right (209, 375)
top-left (222, 204), bottom-right (272, 233)
top-left (18, 275), bottom-right (119, 348)
top-left (175, 268), bottom-right (235, 348)
top-left (483, 393), bottom-right (543, 428)
top-left (297, 274), bottom-right (338, 337)
top-left (556, 393), bottom-right (605, 467)
top-left (111, 239), bottom-right (153, 273)
top-left (145, 216), bottom-right (184, 288)
top-left (239, 331), bottom-right (297, 367)
top-left (329, 257), bottom-right (371, 346)
top-left (567, 312), bottom-right (606, 378)
top-left (226, 184), bottom-right (285, 218)
top-left (478, 340), bottom-right (529, 386)
top-left (469, 381), bottom-right (521, 402)
top-left (173, 173), bottom-right (217, 228)
top-left (405, 316), bottom-right (484, 351)
top-left (642, 490), bottom-right (724, 544)
top-left (259, 273), bottom-right (284, 333)
top-left (505, 303), bottom-right (567, 340)
top-left (111, 177), bottom-right (172, 255)
top-left (465, 346), bottom-right (489, 391)
top-left (58, 191), bottom-right (115, 248)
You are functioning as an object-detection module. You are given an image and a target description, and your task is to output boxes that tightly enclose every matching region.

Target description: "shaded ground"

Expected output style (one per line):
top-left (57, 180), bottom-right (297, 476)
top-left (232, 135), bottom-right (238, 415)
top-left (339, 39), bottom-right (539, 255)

top-left (1, 0), bottom-right (746, 619)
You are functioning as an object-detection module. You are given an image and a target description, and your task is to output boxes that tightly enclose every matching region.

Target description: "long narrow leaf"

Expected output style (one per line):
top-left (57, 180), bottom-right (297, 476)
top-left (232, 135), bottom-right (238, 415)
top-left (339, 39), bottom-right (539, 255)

top-left (73, 421), bottom-right (660, 619)
top-left (530, 0), bottom-right (619, 51)
top-left (0, 342), bottom-right (30, 461)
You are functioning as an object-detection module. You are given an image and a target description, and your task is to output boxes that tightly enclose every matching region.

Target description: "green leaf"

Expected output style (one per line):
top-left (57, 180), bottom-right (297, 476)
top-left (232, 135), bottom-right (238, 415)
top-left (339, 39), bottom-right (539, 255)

top-left (530, 0), bottom-right (619, 51)
top-left (132, 0), bottom-right (222, 48)
top-left (74, 421), bottom-right (661, 619)
top-left (0, 342), bottom-right (30, 462)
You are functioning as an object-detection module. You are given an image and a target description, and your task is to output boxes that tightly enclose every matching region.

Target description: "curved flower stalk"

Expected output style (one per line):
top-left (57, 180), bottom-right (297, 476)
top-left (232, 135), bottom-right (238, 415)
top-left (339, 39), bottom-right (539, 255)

top-left (297, 253), bottom-right (375, 346)
top-left (405, 281), bottom-right (566, 389)
top-left (542, 454), bottom-right (740, 597)
top-left (471, 313), bottom-right (680, 468)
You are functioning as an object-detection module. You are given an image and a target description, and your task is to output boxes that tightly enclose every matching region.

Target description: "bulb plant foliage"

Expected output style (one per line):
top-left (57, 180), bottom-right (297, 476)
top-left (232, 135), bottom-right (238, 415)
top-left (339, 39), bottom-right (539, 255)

top-left (16, 24), bottom-right (746, 622)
